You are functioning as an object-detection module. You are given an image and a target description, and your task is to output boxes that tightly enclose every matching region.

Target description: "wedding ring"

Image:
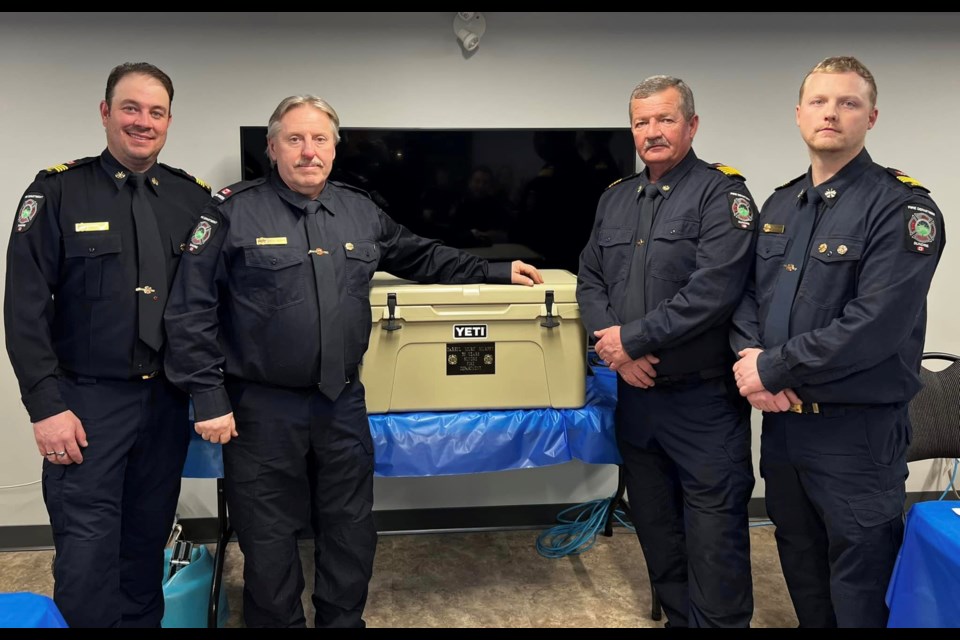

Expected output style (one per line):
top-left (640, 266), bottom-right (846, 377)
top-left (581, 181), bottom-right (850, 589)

top-left (55, 451), bottom-right (66, 457)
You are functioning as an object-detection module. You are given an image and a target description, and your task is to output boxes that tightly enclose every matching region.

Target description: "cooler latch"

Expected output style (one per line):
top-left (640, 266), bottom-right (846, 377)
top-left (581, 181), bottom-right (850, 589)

top-left (383, 293), bottom-right (402, 331)
top-left (540, 290), bottom-right (560, 328)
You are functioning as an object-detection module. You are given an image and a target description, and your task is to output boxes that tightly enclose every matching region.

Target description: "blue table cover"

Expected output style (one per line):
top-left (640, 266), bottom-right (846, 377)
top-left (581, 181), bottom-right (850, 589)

top-left (0, 592), bottom-right (68, 628)
top-left (886, 500), bottom-right (960, 627)
top-left (183, 366), bottom-right (620, 479)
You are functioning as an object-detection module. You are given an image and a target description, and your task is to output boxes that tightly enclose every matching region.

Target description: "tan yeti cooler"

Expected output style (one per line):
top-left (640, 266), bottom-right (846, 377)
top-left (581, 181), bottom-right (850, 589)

top-left (360, 269), bottom-right (586, 414)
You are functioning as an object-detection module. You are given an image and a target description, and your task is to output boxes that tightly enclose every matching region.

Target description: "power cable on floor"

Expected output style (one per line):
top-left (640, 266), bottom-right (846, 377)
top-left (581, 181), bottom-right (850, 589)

top-left (536, 494), bottom-right (633, 559)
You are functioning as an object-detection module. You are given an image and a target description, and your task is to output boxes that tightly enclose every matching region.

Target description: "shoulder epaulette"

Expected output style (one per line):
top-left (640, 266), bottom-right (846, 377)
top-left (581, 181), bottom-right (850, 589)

top-left (605, 172), bottom-right (641, 191)
top-left (885, 167), bottom-right (930, 193)
top-left (774, 174), bottom-right (805, 191)
top-left (331, 180), bottom-right (372, 198)
top-left (211, 178), bottom-right (267, 203)
top-left (160, 163), bottom-right (212, 193)
top-left (709, 163), bottom-right (746, 181)
top-left (42, 156), bottom-right (97, 175)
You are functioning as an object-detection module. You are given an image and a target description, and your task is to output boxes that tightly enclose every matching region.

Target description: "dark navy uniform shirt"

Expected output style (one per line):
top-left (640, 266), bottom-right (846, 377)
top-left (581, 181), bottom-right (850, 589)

top-left (577, 150), bottom-right (758, 376)
top-left (4, 150), bottom-right (211, 422)
top-left (730, 149), bottom-right (946, 404)
top-left (164, 170), bottom-right (512, 422)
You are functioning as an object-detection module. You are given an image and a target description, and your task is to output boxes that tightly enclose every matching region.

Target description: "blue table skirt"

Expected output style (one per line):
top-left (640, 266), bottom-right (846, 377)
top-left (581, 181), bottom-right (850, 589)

top-left (183, 367), bottom-right (620, 479)
top-left (886, 500), bottom-right (960, 628)
top-left (0, 593), bottom-right (68, 628)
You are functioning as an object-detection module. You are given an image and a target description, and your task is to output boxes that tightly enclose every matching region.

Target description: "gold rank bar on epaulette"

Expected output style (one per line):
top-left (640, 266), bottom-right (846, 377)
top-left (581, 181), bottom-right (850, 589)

top-left (885, 167), bottom-right (929, 192)
top-left (45, 163), bottom-right (73, 173)
top-left (194, 177), bottom-right (211, 191)
top-left (711, 163), bottom-right (744, 178)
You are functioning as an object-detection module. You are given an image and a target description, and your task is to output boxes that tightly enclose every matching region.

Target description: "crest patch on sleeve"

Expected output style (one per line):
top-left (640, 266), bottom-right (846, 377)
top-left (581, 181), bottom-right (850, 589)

top-left (728, 192), bottom-right (755, 230)
top-left (903, 203), bottom-right (939, 255)
top-left (14, 193), bottom-right (45, 233)
top-left (186, 214), bottom-right (220, 254)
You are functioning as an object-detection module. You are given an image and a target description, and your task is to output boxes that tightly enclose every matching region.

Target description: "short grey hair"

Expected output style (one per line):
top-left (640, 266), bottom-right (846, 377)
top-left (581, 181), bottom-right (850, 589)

top-left (266, 95), bottom-right (341, 143)
top-left (628, 76), bottom-right (696, 122)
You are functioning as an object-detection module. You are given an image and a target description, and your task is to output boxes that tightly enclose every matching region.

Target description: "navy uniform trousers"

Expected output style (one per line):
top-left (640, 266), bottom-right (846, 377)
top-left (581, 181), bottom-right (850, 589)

top-left (616, 375), bottom-right (755, 628)
top-left (222, 375), bottom-right (376, 628)
top-left (761, 404), bottom-right (909, 628)
top-left (43, 374), bottom-right (190, 628)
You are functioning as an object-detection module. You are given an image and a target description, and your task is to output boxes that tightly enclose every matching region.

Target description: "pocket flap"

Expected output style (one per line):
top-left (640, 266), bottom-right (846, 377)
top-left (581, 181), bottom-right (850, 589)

top-left (653, 219), bottom-right (698, 241)
top-left (343, 241), bottom-right (378, 263)
top-left (810, 238), bottom-right (863, 262)
top-left (64, 233), bottom-right (122, 258)
top-left (243, 246), bottom-right (304, 270)
top-left (597, 228), bottom-right (633, 247)
top-left (848, 484), bottom-right (904, 528)
top-left (757, 235), bottom-right (789, 259)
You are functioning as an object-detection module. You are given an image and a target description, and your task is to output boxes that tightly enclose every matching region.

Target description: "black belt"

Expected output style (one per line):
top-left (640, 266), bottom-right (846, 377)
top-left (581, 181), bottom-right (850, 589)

top-left (654, 366), bottom-right (728, 388)
top-left (60, 369), bottom-right (160, 383)
top-left (785, 402), bottom-right (883, 417)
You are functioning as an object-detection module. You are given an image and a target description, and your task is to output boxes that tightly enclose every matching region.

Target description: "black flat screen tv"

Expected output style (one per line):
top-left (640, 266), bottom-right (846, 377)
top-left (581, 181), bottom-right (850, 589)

top-left (240, 126), bottom-right (637, 272)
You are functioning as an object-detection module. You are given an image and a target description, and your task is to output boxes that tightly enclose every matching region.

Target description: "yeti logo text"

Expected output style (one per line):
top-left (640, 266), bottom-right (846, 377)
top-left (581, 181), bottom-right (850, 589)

top-left (453, 324), bottom-right (488, 339)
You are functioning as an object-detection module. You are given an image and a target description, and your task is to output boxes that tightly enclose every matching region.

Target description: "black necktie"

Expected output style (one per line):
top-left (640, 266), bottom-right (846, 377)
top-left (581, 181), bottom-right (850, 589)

top-left (131, 173), bottom-right (167, 352)
top-left (763, 188), bottom-right (821, 347)
top-left (621, 183), bottom-right (660, 323)
top-left (304, 201), bottom-right (346, 401)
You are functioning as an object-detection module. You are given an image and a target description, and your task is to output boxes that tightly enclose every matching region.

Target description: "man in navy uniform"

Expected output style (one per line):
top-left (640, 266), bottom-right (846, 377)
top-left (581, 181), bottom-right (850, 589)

top-left (163, 95), bottom-right (542, 628)
top-left (577, 76), bottom-right (757, 627)
top-left (731, 56), bottom-right (946, 627)
top-left (4, 62), bottom-right (211, 627)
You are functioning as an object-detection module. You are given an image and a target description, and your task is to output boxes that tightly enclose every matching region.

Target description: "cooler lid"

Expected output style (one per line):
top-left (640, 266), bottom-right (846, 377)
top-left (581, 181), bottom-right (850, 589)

top-left (368, 269), bottom-right (578, 306)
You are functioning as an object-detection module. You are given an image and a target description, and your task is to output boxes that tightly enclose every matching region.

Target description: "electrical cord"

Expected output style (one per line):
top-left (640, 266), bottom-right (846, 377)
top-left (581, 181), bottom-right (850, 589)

top-left (536, 495), bottom-right (633, 559)
top-left (938, 458), bottom-right (959, 501)
top-left (0, 479), bottom-right (41, 490)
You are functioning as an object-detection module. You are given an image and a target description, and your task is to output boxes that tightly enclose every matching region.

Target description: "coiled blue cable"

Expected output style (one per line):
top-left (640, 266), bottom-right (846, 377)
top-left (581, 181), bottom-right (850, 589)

top-left (536, 496), bottom-right (634, 559)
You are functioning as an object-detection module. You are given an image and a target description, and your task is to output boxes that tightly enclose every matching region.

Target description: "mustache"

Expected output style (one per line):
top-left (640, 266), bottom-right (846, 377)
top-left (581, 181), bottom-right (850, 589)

top-left (644, 138), bottom-right (669, 150)
top-left (295, 158), bottom-right (324, 168)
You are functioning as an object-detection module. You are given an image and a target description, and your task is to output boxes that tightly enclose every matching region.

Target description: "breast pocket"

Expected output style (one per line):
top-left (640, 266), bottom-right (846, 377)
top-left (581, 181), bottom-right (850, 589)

top-left (755, 235), bottom-right (789, 303)
top-left (797, 236), bottom-right (862, 309)
top-left (597, 227), bottom-right (633, 283)
top-left (63, 233), bottom-right (123, 299)
top-left (240, 246), bottom-right (305, 310)
top-left (344, 241), bottom-right (379, 299)
top-left (650, 219), bottom-right (699, 282)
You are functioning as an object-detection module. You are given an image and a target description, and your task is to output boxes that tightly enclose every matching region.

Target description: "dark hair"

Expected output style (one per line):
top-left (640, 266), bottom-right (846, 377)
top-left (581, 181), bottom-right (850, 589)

top-left (105, 62), bottom-right (174, 106)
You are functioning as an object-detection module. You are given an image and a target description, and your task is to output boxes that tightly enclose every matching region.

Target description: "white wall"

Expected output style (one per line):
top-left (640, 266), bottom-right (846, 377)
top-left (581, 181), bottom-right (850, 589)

top-left (1, 12), bottom-right (957, 526)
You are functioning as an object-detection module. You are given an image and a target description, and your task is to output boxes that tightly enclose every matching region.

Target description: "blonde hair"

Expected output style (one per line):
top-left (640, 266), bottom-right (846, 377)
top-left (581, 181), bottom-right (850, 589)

top-left (800, 56), bottom-right (877, 108)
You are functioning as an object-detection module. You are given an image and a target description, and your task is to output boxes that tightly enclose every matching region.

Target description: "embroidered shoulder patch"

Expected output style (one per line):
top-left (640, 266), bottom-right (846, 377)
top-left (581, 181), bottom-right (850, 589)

top-left (604, 171), bottom-right (640, 191)
top-left (903, 202), bottom-right (939, 255)
top-left (775, 175), bottom-right (804, 191)
top-left (160, 163), bottom-right (212, 194)
top-left (14, 192), bottom-right (45, 233)
top-left (728, 191), bottom-right (755, 230)
top-left (711, 163), bottom-right (746, 180)
top-left (886, 167), bottom-right (930, 193)
top-left (211, 178), bottom-right (265, 203)
top-left (43, 157), bottom-right (95, 174)
top-left (186, 213), bottom-right (221, 254)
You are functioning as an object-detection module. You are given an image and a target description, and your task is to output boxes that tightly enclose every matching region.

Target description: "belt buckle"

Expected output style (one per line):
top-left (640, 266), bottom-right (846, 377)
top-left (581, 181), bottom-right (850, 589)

top-left (788, 402), bottom-right (820, 414)
top-left (141, 370), bottom-right (159, 380)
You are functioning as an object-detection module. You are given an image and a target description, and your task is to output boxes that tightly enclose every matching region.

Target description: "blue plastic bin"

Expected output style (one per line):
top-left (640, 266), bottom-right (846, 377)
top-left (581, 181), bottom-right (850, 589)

top-left (162, 545), bottom-right (229, 628)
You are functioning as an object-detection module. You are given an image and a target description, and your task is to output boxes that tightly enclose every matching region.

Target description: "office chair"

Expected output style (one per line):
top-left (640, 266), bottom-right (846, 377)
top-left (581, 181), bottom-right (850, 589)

top-left (906, 352), bottom-right (960, 464)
